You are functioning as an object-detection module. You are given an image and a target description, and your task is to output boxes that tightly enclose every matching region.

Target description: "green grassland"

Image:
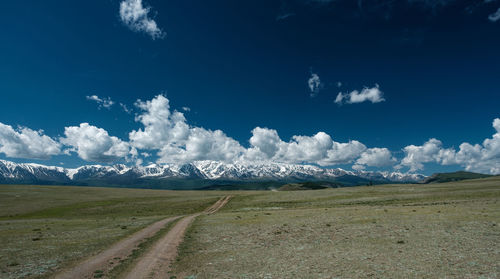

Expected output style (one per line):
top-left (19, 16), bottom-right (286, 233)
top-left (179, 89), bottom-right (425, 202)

top-left (173, 177), bottom-right (500, 278)
top-left (1, 177), bottom-right (499, 278)
top-left (0, 185), bottom-right (228, 278)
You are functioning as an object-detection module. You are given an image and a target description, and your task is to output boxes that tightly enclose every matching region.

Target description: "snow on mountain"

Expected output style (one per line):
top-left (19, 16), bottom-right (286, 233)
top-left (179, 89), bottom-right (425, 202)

top-left (0, 159), bottom-right (70, 183)
top-left (0, 159), bottom-right (425, 185)
top-left (355, 170), bottom-right (426, 183)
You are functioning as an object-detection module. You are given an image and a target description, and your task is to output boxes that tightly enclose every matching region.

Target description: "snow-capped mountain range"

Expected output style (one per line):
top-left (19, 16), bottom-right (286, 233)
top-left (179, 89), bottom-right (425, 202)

top-left (0, 159), bottom-right (426, 188)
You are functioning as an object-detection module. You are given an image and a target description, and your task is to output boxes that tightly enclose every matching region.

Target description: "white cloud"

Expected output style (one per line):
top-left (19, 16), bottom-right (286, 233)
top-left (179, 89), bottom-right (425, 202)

top-left (120, 103), bottom-right (132, 114)
top-left (244, 126), bottom-right (371, 166)
top-left (60, 123), bottom-right (132, 163)
top-left (119, 0), bottom-right (164, 40)
top-left (182, 107), bottom-right (191, 112)
top-left (354, 147), bottom-right (396, 170)
top-left (0, 122), bottom-right (61, 160)
top-left (129, 95), bottom-right (190, 150)
top-left (129, 95), bottom-right (390, 167)
top-left (319, 140), bottom-right (367, 166)
top-left (130, 95), bottom-right (244, 164)
top-left (5, 92), bottom-right (496, 175)
top-left (488, 7), bottom-right (500, 22)
top-left (399, 138), bottom-right (443, 172)
top-left (399, 119), bottom-right (500, 174)
top-left (308, 73), bottom-right (322, 97)
top-left (335, 92), bottom-right (344, 104)
top-left (246, 127), bottom-right (282, 159)
top-left (335, 85), bottom-right (385, 105)
top-left (157, 128), bottom-right (244, 164)
top-left (280, 132), bottom-right (334, 163)
top-left (4, 91), bottom-right (498, 174)
top-left (494, 118), bottom-right (500, 131)
top-left (86, 95), bottom-right (114, 109)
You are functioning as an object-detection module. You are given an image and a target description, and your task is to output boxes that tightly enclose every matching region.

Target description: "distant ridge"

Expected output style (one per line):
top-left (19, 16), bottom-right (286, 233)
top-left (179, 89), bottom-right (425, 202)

top-left (422, 171), bottom-right (492, 184)
top-left (0, 159), bottom-right (425, 189)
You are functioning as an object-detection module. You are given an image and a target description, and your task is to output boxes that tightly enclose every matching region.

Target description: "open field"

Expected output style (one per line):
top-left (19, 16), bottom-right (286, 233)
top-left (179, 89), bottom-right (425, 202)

top-left (1, 177), bottom-right (499, 278)
top-left (0, 185), bottom-right (227, 278)
top-left (173, 177), bottom-right (500, 278)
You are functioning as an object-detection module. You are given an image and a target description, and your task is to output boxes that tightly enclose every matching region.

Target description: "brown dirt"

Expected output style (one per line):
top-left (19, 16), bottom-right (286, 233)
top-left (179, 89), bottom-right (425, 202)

top-left (203, 195), bottom-right (231, 215)
top-left (123, 196), bottom-right (231, 279)
top-left (53, 216), bottom-right (182, 279)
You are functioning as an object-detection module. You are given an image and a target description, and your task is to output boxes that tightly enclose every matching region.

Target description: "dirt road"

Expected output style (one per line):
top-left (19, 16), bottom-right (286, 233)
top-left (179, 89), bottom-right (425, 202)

top-left (53, 196), bottom-right (231, 279)
top-left (54, 216), bottom-right (182, 279)
top-left (123, 196), bottom-right (231, 279)
top-left (203, 195), bottom-right (231, 215)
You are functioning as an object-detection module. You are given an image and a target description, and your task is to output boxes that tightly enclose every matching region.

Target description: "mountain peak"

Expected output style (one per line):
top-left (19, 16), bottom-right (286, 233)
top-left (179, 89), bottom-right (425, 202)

top-left (0, 159), bottom-right (426, 187)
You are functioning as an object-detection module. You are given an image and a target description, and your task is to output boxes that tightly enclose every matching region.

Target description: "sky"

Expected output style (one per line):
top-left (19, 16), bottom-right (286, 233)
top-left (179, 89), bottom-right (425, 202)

top-left (0, 0), bottom-right (499, 175)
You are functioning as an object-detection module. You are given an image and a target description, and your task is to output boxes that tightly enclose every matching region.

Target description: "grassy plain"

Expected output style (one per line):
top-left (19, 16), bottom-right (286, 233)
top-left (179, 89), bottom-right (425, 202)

top-left (173, 177), bottom-right (500, 278)
top-left (1, 177), bottom-right (499, 278)
top-left (0, 185), bottom-right (226, 278)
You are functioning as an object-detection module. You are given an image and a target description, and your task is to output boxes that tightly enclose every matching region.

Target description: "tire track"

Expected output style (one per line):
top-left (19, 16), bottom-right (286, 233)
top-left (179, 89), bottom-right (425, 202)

top-left (54, 216), bottom-right (182, 279)
top-left (123, 196), bottom-right (231, 279)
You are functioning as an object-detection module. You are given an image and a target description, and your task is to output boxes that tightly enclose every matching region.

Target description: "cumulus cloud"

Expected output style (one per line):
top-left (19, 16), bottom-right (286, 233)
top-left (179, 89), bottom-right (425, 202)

top-left (129, 95), bottom-right (244, 164)
top-left (119, 0), bottom-right (164, 39)
top-left (246, 127), bottom-right (282, 160)
top-left (128, 95), bottom-right (391, 166)
top-left (493, 118), bottom-right (500, 132)
top-left (157, 128), bottom-right (244, 164)
top-left (0, 122), bottom-right (61, 159)
top-left (86, 95), bottom-right (114, 109)
top-left (399, 118), bottom-right (500, 174)
top-left (488, 7), bottom-right (500, 22)
top-left (280, 132), bottom-right (335, 163)
top-left (308, 72), bottom-right (322, 97)
top-left (354, 147), bottom-right (396, 170)
top-left (60, 123), bottom-right (132, 163)
top-left (244, 127), bottom-right (372, 166)
top-left (7, 91), bottom-right (496, 174)
top-left (318, 141), bottom-right (367, 166)
top-left (335, 85), bottom-right (385, 105)
top-left (399, 138), bottom-right (443, 172)
top-left (4, 92), bottom-right (496, 175)
top-left (129, 95), bottom-right (190, 150)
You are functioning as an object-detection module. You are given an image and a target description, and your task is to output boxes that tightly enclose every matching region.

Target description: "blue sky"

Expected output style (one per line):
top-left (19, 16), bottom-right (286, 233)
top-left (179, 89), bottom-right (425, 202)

top-left (0, 0), bottom-right (499, 175)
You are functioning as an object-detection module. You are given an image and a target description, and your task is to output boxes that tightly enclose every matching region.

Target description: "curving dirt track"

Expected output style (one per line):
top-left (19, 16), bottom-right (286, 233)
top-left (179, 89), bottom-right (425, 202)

top-left (204, 195), bottom-right (231, 215)
top-left (53, 196), bottom-right (231, 279)
top-left (54, 216), bottom-right (182, 279)
top-left (123, 196), bottom-right (231, 279)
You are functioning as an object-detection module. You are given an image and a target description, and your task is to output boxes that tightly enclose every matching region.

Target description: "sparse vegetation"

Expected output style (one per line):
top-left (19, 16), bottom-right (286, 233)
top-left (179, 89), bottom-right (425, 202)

top-left (0, 185), bottom-right (224, 278)
top-left (1, 177), bottom-right (499, 278)
top-left (172, 177), bottom-right (500, 278)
